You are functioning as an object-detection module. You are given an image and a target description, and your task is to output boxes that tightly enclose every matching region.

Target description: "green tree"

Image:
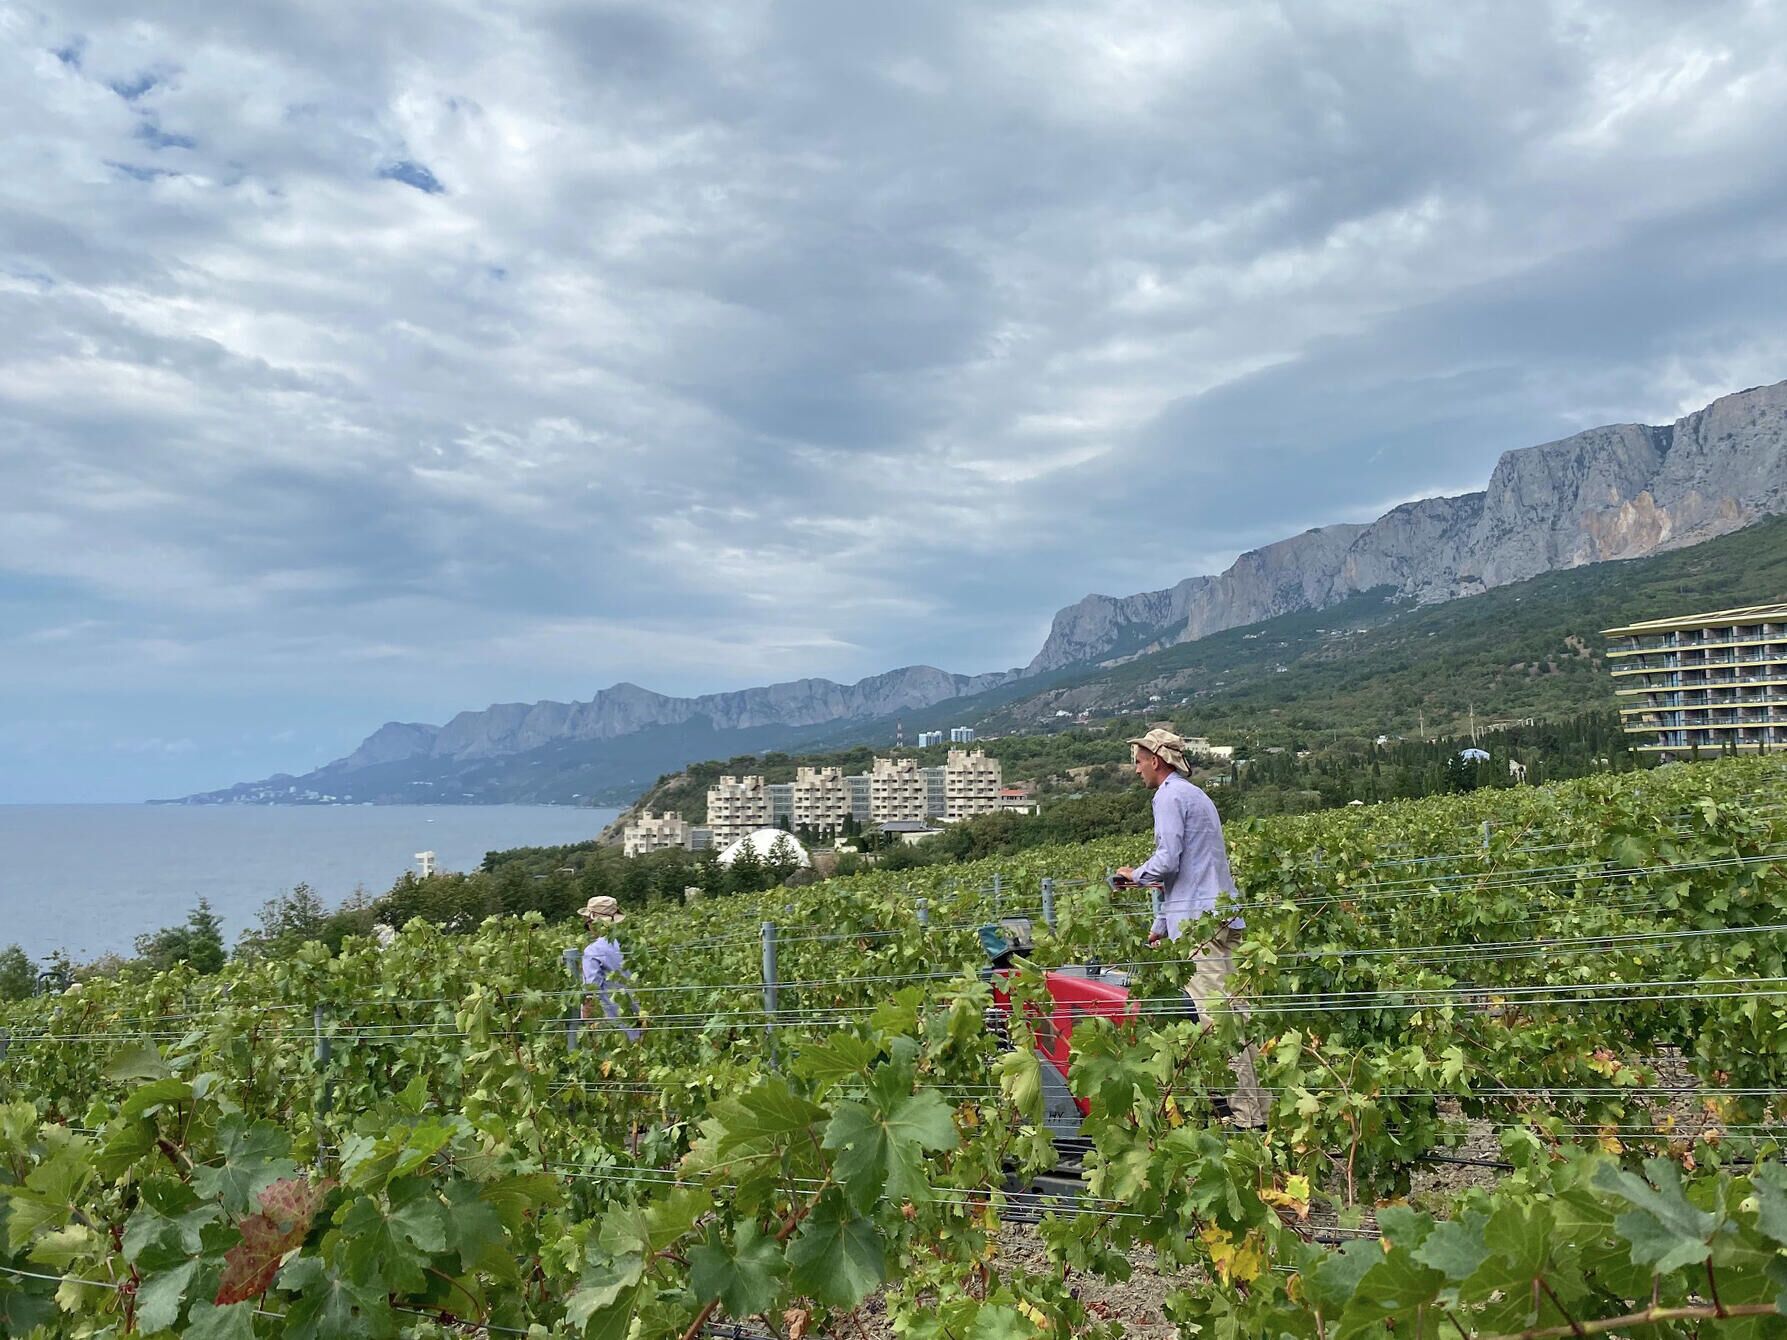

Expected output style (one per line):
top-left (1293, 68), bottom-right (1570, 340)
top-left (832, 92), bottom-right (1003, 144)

top-left (135, 898), bottom-right (227, 975)
top-left (727, 839), bottom-right (767, 894)
top-left (0, 942), bottom-right (35, 1001)
top-left (765, 834), bottom-right (801, 885)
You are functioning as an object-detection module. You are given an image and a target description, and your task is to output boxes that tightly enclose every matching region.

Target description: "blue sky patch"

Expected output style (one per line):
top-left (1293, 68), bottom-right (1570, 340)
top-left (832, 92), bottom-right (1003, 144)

top-left (377, 159), bottom-right (444, 194)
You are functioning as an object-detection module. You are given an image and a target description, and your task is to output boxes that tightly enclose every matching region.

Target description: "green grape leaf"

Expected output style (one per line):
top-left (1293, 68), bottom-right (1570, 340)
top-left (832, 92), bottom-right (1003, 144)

top-left (0, 1268), bottom-right (56, 1336)
top-left (1751, 1163), bottom-right (1787, 1247)
top-left (566, 1251), bottom-right (644, 1335)
top-left (5, 1144), bottom-right (94, 1250)
top-left (967, 1302), bottom-right (1038, 1340)
top-left (442, 1180), bottom-right (509, 1279)
top-left (1412, 1210), bottom-right (1489, 1281)
top-left (1594, 1157), bottom-right (1720, 1273)
top-left (689, 1219), bottom-right (786, 1318)
top-left (183, 1299), bottom-right (258, 1340)
top-left (1338, 1219), bottom-right (1446, 1339)
top-left (136, 1258), bottom-right (201, 1334)
top-left (793, 1034), bottom-right (880, 1094)
top-left (277, 1254), bottom-right (394, 1340)
top-left (28, 1223), bottom-right (101, 1270)
top-left (120, 1077), bottom-right (194, 1120)
top-left (824, 1088), bottom-right (958, 1213)
top-left (1302, 1240), bottom-right (1382, 1319)
top-left (786, 1189), bottom-right (885, 1308)
top-left (995, 1049), bottom-right (1044, 1125)
top-left (105, 1042), bottom-right (172, 1083)
top-left (193, 1116), bottom-right (297, 1218)
top-left (95, 1116), bottom-right (156, 1181)
top-left (477, 1172), bottom-right (561, 1232)
top-left (337, 1178), bottom-right (448, 1294)
top-left (713, 1078), bottom-right (827, 1156)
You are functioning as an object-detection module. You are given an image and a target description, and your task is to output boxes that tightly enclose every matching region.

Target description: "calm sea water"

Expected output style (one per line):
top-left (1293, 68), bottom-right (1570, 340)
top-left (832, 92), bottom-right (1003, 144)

top-left (0, 804), bottom-right (620, 963)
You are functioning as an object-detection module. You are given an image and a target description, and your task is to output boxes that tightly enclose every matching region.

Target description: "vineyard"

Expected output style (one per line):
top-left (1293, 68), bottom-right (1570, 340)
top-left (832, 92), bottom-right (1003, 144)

top-left (6, 756), bottom-right (1787, 1337)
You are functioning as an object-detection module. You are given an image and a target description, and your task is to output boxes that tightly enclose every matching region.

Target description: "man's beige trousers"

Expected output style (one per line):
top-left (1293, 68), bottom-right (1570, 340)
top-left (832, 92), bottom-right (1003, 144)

top-left (1183, 925), bottom-right (1269, 1127)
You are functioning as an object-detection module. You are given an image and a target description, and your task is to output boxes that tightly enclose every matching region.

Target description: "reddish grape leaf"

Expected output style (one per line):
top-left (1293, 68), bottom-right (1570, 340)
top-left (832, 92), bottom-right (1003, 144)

top-left (215, 1176), bottom-right (333, 1305)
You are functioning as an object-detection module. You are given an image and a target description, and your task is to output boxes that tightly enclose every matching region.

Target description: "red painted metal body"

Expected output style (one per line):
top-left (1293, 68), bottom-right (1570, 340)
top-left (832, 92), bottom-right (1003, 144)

top-left (989, 967), bottom-right (1136, 1116)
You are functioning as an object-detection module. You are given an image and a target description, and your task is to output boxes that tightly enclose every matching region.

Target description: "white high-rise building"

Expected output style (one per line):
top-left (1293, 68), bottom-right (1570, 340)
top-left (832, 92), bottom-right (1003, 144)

top-left (707, 775), bottom-right (771, 843)
top-left (868, 755), bottom-right (928, 823)
top-left (944, 748), bottom-right (1001, 821)
top-left (949, 726), bottom-right (977, 744)
top-left (791, 766), bottom-right (849, 833)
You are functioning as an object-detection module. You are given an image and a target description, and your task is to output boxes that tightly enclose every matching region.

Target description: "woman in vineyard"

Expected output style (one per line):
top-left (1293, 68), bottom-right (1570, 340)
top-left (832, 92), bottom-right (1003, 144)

top-left (579, 895), bottom-right (642, 1041)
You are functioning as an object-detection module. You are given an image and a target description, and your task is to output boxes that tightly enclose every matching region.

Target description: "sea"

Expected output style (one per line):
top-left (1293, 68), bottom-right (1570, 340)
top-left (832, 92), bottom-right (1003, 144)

top-left (0, 803), bottom-right (621, 963)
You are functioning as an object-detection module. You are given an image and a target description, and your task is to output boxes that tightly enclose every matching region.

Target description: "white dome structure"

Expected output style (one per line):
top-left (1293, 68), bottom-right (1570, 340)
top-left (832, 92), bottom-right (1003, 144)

top-left (716, 828), bottom-right (812, 869)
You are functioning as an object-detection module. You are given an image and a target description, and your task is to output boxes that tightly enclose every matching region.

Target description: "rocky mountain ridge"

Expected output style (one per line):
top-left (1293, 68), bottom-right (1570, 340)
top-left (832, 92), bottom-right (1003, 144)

top-left (183, 379), bottom-right (1786, 805)
top-left (1028, 380), bottom-right (1787, 671)
top-left (337, 665), bottom-right (1020, 771)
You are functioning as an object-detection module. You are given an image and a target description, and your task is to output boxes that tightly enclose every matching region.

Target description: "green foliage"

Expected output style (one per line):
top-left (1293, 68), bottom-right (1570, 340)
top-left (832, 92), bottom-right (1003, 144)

top-left (134, 898), bottom-right (227, 974)
top-left (6, 757), bottom-right (1787, 1334)
top-left (0, 945), bottom-right (34, 1003)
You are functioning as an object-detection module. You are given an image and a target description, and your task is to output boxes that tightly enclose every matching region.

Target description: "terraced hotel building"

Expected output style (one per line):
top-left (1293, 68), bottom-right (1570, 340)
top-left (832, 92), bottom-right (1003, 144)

top-left (1604, 604), bottom-right (1787, 753)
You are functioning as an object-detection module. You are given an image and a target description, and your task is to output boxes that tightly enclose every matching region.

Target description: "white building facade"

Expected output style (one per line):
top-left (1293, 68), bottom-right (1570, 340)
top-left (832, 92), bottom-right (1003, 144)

top-left (623, 810), bottom-right (693, 857)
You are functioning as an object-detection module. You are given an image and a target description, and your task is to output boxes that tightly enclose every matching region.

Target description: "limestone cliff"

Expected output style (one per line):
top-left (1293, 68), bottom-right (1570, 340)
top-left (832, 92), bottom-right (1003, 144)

top-left (1028, 381), bottom-right (1787, 671)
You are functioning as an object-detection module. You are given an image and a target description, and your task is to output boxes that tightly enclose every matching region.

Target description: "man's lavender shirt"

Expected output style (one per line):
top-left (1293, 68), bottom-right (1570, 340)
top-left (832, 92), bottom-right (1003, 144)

top-left (582, 936), bottom-right (641, 1040)
top-left (1134, 772), bottom-right (1239, 941)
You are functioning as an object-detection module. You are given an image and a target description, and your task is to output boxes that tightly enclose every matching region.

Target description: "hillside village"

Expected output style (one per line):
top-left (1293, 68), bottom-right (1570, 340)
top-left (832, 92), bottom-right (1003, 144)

top-left (618, 734), bottom-right (1246, 858)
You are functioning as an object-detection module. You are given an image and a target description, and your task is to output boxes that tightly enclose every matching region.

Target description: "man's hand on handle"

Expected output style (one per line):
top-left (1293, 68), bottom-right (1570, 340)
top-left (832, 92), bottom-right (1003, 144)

top-left (1115, 866), bottom-right (1168, 945)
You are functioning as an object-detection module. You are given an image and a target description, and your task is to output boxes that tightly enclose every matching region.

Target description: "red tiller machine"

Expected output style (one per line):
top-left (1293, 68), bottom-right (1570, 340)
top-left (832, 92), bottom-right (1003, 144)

top-left (981, 915), bottom-right (1140, 1136)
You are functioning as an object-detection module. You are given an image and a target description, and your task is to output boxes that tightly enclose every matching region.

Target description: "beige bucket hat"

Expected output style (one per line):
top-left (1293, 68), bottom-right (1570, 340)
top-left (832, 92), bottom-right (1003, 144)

top-left (1127, 727), bottom-right (1192, 776)
top-left (580, 895), bottom-right (625, 924)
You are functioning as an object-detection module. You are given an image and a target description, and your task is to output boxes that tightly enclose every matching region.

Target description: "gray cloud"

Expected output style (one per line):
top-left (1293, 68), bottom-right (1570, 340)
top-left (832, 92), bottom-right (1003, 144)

top-left (3, 0), bottom-right (1787, 799)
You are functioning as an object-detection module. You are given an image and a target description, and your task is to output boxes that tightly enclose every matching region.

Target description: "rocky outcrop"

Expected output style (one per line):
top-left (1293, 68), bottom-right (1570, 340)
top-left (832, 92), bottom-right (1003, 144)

top-left (1029, 380), bottom-right (1787, 671)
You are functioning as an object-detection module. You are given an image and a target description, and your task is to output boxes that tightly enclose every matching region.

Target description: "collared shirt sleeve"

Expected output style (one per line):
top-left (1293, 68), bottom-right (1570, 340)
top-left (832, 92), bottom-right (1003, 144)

top-left (1134, 787), bottom-right (1185, 935)
top-left (582, 938), bottom-right (625, 984)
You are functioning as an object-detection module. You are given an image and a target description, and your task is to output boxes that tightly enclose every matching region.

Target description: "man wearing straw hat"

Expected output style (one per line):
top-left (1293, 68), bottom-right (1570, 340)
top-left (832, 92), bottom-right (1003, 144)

top-left (579, 896), bottom-right (642, 1042)
top-left (1116, 728), bottom-right (1266, 1128)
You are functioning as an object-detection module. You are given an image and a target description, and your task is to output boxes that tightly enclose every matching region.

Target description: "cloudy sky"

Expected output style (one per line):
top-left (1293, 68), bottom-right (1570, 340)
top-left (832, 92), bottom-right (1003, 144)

top-left (5, 0), bottom-right (1787, 802)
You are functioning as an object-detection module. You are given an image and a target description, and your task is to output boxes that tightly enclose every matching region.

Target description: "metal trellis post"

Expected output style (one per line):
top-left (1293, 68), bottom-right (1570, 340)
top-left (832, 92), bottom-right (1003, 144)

top-left (313, 1004), bottom-right (332, 1118)
top-left (916, 897), bottom-right (929, 928)
top-left (761, 921), bottom-right (779, 1038)
top-left (562, 946), bottom-right (583, 1049)
top-left (1041, 877), bottom-right (1056, 929)
top-left (1482, 820), bottom-right (1493, 851)
top-left (992, 871), bottom-right (1002, 915)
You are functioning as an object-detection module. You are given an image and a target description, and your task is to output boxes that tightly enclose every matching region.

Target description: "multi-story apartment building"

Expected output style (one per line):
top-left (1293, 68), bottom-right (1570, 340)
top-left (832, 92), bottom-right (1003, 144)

top-left (868, 755), bottom-right (928, 823)
top-left (921, 766), bottom-right (947, 819)
top-left (1604, 604), bottom-right (1787, 753)
top-left (944, 748), bottom-right (1002, 821)
top-left (949, 726), bottom-right (977, 744)
top-left (845, 774), bottom-right (873, 824)
top-left (766, 783), bottom-right (795, 830)
top-left (916, 730), bottom-right (944, 748)
top-left (706, 775), bottom-right (770, 843)
top-left (623, 810), bottom-right (692, 857)
top-left (791, 766), bottom-right (849, 833)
